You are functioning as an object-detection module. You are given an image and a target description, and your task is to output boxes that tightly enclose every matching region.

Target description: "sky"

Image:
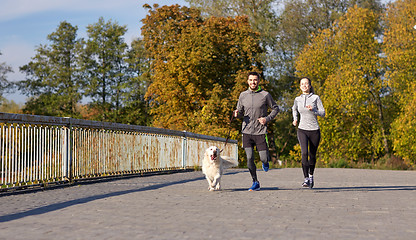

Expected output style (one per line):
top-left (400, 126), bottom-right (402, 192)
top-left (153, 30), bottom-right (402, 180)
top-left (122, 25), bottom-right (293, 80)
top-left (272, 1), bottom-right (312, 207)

top-left (0, 0), bottom-right (394, 105)
top-left (0, 0), bottom-right (188, 104)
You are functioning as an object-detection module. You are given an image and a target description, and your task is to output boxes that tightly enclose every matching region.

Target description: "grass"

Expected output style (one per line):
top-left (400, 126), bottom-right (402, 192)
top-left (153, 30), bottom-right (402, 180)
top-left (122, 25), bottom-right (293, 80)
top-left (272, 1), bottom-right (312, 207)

top-left (251, 154), bottom-right (415, 170)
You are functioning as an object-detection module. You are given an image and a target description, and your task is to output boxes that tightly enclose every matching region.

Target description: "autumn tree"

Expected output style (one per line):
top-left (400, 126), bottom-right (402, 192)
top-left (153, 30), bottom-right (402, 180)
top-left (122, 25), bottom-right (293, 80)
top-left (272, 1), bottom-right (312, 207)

top-left (80, 17), bottom-right (131, 122)
top-left (141, 4), bottom-right (263, 137)
top-left (295, 6), bottom-right (389, 164)
top-left (274, 0), bottom-right (383, 89)
top-left (383, 0), bottom-right (416, 165)
top-left (186, 0), bottom-right (383, 89)
top-left (186, 0), bottom-right (384, 160)
top-left (18, 21), bottom-right (83, 117)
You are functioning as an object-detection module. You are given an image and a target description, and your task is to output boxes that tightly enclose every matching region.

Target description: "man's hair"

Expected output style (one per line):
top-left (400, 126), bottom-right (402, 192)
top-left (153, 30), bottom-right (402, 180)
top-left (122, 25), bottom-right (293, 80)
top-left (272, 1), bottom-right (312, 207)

top-left (248, 71), bottom-right (260, 79)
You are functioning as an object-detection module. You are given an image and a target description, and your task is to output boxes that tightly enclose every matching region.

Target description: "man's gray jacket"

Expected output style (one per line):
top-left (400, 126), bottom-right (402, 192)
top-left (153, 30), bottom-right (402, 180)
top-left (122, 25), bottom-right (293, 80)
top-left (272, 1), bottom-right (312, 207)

top-left (236, 87), bottom-right (279, 135)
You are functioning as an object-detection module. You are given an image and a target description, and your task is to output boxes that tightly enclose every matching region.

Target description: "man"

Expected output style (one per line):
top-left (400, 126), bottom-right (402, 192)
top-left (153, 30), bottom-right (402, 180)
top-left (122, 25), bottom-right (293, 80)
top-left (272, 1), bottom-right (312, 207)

top-left (234, 71), bottom-right (279, 191)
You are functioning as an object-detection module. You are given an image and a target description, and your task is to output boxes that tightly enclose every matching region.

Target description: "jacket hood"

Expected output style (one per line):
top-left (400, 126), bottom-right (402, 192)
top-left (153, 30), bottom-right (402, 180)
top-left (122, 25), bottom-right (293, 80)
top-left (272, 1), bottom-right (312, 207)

top-left (249, 86), bottom-right (262, 93)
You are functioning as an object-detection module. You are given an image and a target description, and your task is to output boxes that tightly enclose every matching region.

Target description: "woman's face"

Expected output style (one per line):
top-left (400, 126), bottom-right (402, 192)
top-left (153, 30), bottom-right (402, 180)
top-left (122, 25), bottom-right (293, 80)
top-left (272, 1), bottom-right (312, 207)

top-left (300, 78), bottom-right (311, 93)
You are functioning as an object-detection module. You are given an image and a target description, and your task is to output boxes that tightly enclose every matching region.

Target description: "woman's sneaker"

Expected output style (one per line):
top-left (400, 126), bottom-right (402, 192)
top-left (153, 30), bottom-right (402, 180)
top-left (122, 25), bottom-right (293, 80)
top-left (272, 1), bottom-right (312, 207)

top-left (302, 178), bottom-right (310, 187)
top-left (248, 181), bottom-right (260, 191)
top-left (309, 175), bottom-right (314, 188)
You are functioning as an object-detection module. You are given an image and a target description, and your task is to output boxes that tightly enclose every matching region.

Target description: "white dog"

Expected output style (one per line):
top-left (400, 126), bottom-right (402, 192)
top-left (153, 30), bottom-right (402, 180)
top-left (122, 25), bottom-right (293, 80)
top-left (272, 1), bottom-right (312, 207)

top-left (202, 146), bottom-right (238, 191)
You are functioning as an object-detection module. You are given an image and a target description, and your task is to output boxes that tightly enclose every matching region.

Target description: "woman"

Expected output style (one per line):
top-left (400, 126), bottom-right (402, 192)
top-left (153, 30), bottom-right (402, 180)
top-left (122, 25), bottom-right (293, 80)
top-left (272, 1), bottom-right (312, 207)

top-left (292, 77), bottom-right (325, 188)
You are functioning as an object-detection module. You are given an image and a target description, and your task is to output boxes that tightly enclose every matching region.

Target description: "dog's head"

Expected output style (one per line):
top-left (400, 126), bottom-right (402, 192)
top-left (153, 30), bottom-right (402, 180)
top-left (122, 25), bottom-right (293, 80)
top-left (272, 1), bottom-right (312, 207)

top-left (205, 146), bottom-right (220, 162)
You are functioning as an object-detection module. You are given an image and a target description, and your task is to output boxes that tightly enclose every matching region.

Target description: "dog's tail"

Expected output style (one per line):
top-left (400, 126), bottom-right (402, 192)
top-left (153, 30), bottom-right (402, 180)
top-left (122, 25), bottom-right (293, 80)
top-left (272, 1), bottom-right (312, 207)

top-left (221, 156), bottom-right (238, 169)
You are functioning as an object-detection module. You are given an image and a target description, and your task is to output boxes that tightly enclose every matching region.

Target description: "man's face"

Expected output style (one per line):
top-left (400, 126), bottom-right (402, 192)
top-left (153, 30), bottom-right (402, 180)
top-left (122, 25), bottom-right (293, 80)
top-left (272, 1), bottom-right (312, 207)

top-left (247, 74), bottom-right (259, 91)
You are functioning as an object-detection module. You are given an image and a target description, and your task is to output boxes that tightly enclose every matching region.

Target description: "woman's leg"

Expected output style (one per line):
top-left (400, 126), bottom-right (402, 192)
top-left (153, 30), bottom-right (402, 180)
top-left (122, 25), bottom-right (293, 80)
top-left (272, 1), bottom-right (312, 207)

top-left (308, 130), bottom-right (321, 175)
top-left (297, 129), bottom-right (309, 178)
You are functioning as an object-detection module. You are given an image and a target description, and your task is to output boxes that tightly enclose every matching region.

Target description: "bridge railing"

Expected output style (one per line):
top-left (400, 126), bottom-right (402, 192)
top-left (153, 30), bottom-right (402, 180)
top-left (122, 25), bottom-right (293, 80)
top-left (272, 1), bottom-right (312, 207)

top-left (0, 112), bottom-right (238, 189)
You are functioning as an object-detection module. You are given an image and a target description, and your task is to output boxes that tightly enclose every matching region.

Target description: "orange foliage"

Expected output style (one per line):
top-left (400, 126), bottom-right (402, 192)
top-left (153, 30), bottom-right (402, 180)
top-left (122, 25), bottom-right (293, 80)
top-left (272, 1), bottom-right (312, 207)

top-left (141, 4), bottom-right (263, 137)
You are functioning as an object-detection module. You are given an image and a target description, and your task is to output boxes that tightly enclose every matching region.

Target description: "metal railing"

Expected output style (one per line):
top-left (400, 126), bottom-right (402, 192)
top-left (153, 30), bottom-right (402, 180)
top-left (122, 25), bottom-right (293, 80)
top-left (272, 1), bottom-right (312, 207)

top-left (0, 112), bottom-right (238, 189)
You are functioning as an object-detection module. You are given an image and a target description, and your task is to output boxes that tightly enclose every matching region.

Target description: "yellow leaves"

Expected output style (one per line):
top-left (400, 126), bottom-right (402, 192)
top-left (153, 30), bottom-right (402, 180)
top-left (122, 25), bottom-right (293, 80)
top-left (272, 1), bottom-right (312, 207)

top-left (390, 94), bottom-right (416, 164)
top-left (296, 5), bottom-right (388, 163)
top-left (383, 0), bottom-right (416, 164)
top-left (295, 28), bottom-right (337, 94)
top-left (289, 144), bottom-right (301, 163)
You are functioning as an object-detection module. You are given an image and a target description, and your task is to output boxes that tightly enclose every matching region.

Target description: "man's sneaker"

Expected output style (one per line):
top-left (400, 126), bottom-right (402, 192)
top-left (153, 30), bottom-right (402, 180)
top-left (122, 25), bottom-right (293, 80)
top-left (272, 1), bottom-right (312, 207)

top-left (262, 162), bottom-right (269, 172)
top-left (302, 178), bottom-right (310, 187)
top-left (309, 175), bottom-right (314, 189)
top-left (248, 181), bottom-right (260, 191)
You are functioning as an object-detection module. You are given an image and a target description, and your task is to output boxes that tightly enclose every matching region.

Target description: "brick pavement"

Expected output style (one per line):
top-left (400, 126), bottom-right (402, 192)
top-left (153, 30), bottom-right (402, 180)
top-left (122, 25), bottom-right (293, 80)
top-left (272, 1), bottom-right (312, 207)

top-left (0, 168), bottom-right (415, 240)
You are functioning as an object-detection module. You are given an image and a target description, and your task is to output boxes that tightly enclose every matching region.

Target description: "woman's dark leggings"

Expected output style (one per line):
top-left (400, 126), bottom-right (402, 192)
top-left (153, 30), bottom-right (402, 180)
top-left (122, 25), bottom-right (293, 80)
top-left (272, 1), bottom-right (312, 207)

top-left (297, 129), bottom-right (321, 178)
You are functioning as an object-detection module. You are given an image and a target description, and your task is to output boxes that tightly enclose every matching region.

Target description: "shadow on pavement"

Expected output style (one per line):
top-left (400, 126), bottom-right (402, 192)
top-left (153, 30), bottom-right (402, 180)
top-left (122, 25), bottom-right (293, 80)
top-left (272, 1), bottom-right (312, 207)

top-left (224, 187), bottom-right (280, 192)
top-left (312, 185), bottom-right (416, 192)
top-left (0, 176), bottom-right (205, 223)
top-left (225, 185), bottom-right (416, 192)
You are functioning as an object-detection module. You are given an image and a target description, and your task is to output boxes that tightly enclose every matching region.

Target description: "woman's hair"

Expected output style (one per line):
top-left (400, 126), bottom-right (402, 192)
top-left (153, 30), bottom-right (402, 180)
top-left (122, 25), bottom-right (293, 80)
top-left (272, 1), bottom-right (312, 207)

top-left (300, 77), bottom-right (314, 94)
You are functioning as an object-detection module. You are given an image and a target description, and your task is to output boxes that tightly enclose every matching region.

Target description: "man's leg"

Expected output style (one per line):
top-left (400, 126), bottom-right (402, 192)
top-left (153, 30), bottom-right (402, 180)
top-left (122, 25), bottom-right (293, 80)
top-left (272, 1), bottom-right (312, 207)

top-left (254, 134), bottom-right (270, 172)
top-left (245, 147), bottom-right (258, 182)
top-left (259, 150), bottom-right (268, 164)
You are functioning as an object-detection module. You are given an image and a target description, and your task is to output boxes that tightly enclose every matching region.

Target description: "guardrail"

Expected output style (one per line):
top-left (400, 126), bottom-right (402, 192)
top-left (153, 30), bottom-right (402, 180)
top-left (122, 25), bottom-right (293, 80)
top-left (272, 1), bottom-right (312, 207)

top-left (0, 112), bottom-right (238, 190)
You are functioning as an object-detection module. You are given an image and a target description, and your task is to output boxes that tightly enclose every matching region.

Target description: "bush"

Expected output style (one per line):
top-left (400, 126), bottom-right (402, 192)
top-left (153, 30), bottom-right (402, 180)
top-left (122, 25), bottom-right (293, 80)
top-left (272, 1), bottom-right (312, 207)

top-left (328, 159), bottom-right (350, 168)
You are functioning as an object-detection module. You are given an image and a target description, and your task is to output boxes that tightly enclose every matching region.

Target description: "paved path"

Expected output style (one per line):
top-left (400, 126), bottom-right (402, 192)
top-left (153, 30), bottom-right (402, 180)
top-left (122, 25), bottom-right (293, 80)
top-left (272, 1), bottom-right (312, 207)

top-left (0, 168), bottom-right (415, 240)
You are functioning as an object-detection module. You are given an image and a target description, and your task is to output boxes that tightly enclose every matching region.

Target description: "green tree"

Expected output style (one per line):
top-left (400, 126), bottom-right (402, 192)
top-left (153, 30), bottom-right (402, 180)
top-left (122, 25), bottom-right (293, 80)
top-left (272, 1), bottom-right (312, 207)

top-left (186, 0), bottom-right (279, 47)
top-left (0, 51), bottom-right (13, 105)
top-left (296, 6), bottom-right (388, 164)
top-left (18, 21), bottom-right (82, 117)
top-left (80, 17), bottom-right (130, 122)
top-left (0, 99), bottom-right (22, 113)
top-left (383, 0), bottom-right (416, 165)
top-left (141, 4), bottom-right (263, 137)
top-left (119, 38), bottom-right (152, 126)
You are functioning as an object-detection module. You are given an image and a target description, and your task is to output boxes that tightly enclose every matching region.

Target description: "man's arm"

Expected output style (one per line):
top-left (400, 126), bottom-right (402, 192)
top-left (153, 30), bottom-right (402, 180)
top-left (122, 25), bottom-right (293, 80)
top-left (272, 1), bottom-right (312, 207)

top-left (234, 93), bottom-right (245, 118)
top-left (264, 94), bottom-right (279, 122)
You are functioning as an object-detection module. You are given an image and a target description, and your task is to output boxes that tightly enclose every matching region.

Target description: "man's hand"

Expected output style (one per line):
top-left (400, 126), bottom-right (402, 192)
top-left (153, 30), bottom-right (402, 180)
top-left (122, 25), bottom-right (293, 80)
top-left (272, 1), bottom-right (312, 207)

top-left (233, 110), bottom-right (238, 118)
top-left (258, 117), bottom-right (266, 125)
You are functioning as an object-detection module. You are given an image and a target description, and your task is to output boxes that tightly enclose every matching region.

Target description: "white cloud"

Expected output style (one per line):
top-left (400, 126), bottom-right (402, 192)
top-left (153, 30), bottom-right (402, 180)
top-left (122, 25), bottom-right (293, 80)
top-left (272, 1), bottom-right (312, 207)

top-left (0, 0), bottom-right (187, 22)
top-left (0, 0), bottom-right (140, 22)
